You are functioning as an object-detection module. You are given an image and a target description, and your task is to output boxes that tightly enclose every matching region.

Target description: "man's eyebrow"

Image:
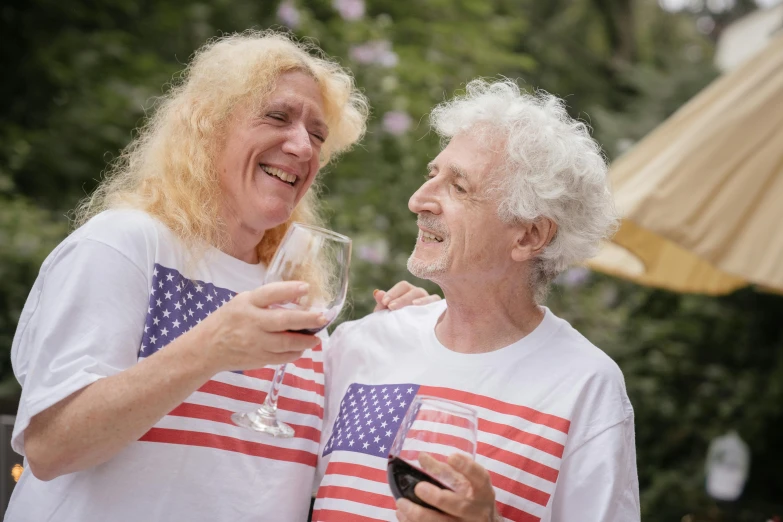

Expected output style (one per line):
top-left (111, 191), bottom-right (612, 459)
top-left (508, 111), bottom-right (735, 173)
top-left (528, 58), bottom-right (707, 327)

top-left (448, 163), bottom-right (469, 181)
top-left (427, 161), bottom-right (468, 181)
top-left (427, 160), bottom-right (470, 182)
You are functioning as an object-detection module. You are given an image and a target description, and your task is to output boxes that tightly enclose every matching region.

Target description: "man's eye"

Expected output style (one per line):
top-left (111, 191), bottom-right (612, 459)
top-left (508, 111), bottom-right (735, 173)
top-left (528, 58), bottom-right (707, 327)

top-left (453, 183), bottom-right (466, 194)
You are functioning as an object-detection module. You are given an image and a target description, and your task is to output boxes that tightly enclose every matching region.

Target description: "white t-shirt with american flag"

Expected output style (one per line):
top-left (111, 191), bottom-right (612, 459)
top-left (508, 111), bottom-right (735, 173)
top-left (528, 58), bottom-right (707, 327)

top-left (313, 301), bottom-right (640, 522)
top-left (8, 209), bottom-right (325, 522)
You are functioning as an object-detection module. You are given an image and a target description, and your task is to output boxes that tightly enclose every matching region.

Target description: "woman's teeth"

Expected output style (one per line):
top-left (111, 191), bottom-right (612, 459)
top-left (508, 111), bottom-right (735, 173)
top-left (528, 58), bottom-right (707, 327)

top-left (421, 231), bottom-right (443, 243)
top-left (261, 165), bottom-right (296, 185)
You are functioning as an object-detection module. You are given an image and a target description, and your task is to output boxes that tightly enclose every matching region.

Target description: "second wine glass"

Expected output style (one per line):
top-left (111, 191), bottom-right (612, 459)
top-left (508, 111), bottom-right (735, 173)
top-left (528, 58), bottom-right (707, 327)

top-left (231, 222), bottom-right (352, 438)
top-left (387, 396), bottom-right (479, 512)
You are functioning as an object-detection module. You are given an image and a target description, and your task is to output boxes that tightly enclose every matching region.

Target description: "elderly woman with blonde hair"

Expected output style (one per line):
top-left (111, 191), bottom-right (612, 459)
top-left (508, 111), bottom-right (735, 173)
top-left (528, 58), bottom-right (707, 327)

top-left (6, 31), bottom-right (435, 521)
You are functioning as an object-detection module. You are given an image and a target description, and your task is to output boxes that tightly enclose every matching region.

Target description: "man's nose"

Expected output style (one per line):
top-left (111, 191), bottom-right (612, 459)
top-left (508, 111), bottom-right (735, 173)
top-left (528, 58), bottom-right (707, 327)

top-left (409, 183), bottom-right (440, 215)
top-left (281, 124), bottom-right (313, 160)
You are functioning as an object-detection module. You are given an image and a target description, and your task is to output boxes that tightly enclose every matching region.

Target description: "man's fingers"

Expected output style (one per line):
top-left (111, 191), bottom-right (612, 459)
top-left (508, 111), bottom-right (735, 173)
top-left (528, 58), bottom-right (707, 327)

top-left (413, 481), bottom-right (471, 518)
top-left (247, 281), bottom-right (310, 308)
top-left (418, 453), bottom-right (465, 493)
top-left (395, 497), bottom-right (452, 522)
top-left (447, 453), bottom-right (494, 500)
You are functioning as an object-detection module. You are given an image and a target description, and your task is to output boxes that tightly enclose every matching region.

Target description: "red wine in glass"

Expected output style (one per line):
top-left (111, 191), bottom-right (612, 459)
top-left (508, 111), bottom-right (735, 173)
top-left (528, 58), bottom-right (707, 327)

top-left (274, 303), bottom-right (336, 335)
top-left (387, 455), bottom-right (453, 512)
top-left (231, 223), bottom-right (351, 437)
top-left (386, 396), bottom-right (479, 513)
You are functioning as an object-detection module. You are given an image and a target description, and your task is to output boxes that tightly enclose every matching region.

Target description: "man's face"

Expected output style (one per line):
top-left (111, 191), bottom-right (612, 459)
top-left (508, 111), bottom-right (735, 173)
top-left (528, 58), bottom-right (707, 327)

top-left (407, 133), bottom-right (521, 283)
top-left (216, 70), bottom-right (328, 235)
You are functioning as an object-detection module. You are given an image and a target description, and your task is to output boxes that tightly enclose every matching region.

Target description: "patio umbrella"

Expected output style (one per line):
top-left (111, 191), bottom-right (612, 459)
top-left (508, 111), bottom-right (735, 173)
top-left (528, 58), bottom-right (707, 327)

top-left (588, 33), bottom-right (783, 295)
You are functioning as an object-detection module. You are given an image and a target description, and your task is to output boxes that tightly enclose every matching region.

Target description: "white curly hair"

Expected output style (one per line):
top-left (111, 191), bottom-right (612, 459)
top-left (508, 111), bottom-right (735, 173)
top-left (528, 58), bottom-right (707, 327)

top-left (429, 79), bottom-right (618, 301)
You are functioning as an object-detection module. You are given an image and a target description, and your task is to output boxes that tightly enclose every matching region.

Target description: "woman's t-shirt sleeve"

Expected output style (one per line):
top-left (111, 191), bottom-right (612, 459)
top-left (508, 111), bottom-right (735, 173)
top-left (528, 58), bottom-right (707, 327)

top-left (11, 238), bottom-right (149, 454)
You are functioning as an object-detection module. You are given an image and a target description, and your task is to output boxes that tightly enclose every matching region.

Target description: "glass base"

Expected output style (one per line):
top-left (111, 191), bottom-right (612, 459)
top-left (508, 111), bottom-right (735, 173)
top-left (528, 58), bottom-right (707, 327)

top-left (231, 406), bottom-right (295, 438)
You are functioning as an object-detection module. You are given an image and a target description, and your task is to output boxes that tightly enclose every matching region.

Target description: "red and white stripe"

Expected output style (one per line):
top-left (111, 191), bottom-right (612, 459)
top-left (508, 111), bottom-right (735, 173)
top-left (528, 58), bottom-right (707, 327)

top-left (139, 343), bottom-right (325, 468)
top-left (313, 384), bottom-right (569, 522)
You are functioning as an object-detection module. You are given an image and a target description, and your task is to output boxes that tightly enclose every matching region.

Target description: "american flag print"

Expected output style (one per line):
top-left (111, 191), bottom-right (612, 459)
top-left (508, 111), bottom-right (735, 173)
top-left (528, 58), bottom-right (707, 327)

top-left (314, 383), bottom-right (571, 522)
top-left (322, 383), bottom-right (421, 460)
top-left (136, 263), bottom-right (325, 468)
top-left (139, 264), bottom-right (237, 358)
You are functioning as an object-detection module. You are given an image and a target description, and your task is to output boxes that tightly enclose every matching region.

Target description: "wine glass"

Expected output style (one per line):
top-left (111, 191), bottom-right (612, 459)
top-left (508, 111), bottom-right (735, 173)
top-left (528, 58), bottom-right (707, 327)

top-left (231, 222), bottom-right (352, 438)
top-left (387, 396), bottom-right (479, 512)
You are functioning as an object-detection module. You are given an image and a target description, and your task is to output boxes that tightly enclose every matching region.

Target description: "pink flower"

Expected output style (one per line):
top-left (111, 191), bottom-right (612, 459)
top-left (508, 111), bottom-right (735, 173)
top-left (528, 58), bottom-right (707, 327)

top-left (277, 1), bottom-right (301, 28)
top-left (357, 239), bottom-right (389, 264)
top-left (382, 111), bottom-right (413, 136)
top-left (349, 40), bottom-right (398, 68)
top-left (333, 0), bottom-right (365, 21)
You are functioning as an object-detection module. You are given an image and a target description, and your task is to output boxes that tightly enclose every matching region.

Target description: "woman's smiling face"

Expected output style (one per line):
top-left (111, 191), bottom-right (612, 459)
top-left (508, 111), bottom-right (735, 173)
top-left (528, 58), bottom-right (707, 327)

top-left (217, 70), bottom-right (328, 239)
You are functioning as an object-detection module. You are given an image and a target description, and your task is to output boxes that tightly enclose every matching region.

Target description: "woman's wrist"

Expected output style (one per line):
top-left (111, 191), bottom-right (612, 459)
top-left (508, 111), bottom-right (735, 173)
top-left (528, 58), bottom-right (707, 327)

top-left (164, 324), bottom-right (223, 382)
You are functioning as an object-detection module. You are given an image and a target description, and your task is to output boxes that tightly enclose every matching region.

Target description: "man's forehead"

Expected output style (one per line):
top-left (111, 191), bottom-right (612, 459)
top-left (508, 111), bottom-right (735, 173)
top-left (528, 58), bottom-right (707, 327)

top-left (430, 137), bottom-right (499, 179)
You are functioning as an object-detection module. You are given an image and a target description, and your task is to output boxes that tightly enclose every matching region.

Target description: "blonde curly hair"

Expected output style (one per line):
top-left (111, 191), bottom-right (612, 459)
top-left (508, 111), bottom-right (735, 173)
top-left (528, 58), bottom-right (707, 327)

top-left (74, 30), bottom-right (369, 265)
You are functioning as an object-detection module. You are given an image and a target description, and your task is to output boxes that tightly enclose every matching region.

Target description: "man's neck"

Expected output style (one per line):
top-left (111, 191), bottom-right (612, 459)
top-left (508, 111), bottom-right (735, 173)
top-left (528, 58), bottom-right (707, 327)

top-left (435, 278), bottom-right (544, 354)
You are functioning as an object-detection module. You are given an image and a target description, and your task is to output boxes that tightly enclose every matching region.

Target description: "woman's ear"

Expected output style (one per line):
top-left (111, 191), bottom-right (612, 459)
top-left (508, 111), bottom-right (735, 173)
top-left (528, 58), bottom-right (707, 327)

top-left (511, 218), bottom-right (558, 262)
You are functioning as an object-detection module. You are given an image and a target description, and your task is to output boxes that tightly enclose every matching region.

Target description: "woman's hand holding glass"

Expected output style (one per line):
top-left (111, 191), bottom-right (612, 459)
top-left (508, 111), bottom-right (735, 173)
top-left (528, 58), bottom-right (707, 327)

top-left (232, 222), bottom-right (351, 437)
top-left (193, 281), bottom-right (327, 374)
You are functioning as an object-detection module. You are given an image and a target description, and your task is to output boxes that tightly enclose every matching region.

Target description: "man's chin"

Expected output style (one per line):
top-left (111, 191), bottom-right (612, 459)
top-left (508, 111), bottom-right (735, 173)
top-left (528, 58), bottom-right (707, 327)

top-left (406, 255), bottom-right (445, 280)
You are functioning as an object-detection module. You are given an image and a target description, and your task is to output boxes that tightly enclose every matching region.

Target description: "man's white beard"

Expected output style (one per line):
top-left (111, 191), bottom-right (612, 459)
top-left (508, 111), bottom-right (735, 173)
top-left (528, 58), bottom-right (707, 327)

top-left (407, 248), bottom-right (449, 279)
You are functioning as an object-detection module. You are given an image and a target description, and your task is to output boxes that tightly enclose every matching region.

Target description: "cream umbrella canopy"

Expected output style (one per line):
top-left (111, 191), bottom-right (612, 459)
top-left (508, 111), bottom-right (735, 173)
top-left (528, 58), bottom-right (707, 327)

top-left (588, 33), bottom-right (783, 295)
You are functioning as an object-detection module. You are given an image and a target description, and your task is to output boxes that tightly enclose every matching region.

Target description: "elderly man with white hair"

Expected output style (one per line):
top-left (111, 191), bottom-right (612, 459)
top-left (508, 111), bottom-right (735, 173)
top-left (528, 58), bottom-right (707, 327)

top-left (311, 79), bottom-right (640, 522)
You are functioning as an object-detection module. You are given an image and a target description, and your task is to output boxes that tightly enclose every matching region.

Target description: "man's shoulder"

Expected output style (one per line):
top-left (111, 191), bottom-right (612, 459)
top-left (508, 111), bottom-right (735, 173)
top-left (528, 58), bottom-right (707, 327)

top-left (552, 312), bottom-right (633, 438)
top-left (547, 311), bottom-right (625, 381)
top-left (543, 311), bottom-right (633, 421)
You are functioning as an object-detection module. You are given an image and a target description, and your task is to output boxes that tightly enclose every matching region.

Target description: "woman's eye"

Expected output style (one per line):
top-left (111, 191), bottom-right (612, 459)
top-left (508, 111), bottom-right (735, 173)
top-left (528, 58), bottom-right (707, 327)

top-left (311, 133), bottom-right (326, 143)
top-left (267, 112), bottom-right (286, 121)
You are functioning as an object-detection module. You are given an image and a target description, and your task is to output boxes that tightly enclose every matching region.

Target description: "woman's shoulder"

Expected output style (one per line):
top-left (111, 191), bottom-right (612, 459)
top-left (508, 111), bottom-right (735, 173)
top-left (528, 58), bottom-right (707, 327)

top-left (72, 209), bottom-right (171, 249)
top-left (61, 208), bottom-right (181, 270)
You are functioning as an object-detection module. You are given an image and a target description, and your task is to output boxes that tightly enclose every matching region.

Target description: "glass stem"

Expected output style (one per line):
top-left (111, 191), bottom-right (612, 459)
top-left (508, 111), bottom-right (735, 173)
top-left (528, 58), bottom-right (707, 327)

top-left (262, 363), bottom-right (288, 413)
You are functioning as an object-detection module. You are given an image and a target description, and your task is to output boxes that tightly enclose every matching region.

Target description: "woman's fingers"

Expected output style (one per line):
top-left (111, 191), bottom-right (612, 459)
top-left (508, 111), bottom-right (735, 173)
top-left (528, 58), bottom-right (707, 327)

top-left (382, 281), bottom-right (421, 309)
top-left (246, 281), bottom-right (310, 308)
top-left (373, 289), bottom-right (387, 312)
top-left (411, 294), bottom-right (442, 306)
top-left (256, 307), bottom-right (327, 334)
top-left (263, 348), bottom-right (313, 366)
top-left (373, 282), bottom-right (440, 312)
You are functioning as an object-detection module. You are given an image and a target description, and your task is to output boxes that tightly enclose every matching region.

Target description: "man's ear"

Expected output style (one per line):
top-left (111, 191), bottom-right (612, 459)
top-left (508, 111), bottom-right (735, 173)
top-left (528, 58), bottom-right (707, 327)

top-left (511, 217), bottom-right (558, 262)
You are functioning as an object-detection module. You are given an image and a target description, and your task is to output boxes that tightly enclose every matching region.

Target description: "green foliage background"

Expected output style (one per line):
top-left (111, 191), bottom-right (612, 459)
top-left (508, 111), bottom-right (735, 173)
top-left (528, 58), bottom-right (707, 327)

top-left (1, 0), bottom-right (781, 519)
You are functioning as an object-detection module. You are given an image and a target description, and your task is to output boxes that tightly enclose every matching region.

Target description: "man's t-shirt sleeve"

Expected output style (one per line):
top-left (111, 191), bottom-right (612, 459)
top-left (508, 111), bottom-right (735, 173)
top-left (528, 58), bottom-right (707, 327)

top-left (549, 415), bottom-right (640, 522)
top-left (11, 238), bottom-right (149, 455)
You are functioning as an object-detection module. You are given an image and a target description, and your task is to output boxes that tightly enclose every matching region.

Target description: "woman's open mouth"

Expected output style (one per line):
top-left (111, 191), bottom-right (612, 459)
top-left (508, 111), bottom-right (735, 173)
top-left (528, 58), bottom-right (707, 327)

top-left (260, 164), bottom-right (296, 186)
